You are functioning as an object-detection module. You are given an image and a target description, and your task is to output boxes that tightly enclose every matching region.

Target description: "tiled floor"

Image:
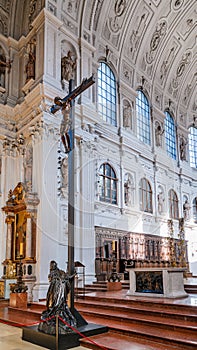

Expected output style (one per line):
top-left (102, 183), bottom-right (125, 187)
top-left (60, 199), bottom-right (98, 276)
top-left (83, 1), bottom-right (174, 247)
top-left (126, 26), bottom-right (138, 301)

top-left (0, 323), bottom-right (86, 350)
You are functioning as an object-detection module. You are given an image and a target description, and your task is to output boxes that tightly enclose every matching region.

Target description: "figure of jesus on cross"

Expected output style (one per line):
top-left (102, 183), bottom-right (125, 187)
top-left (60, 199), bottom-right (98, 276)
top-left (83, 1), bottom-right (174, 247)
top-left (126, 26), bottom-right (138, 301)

top-left (51, 75), bottom-right (95, 312)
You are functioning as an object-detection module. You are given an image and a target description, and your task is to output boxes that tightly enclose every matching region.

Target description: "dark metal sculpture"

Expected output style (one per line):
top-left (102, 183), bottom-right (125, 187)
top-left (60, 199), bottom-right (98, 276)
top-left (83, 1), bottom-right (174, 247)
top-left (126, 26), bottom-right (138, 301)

top-left (108, 252), bottom-right (120, 282)
top-left (38, 261), bottom-right (76, 335)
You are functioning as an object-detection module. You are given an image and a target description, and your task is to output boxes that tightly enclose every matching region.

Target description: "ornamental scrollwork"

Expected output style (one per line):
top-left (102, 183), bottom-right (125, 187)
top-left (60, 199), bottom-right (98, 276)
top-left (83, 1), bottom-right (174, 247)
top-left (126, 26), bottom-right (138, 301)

top-left (146, 20), bottom-right (167, 64)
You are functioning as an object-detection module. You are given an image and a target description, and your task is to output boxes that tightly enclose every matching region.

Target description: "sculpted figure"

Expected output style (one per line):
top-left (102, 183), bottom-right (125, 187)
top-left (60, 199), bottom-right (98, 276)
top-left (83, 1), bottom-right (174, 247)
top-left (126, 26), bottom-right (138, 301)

top-left (180, 136), bottom-right (187, 161)
top-left (155, 122), bottom-right (164, 147)
top-left (38, 260), bottom-right (76, 335)
top-left (123, 102), bottom-right (132, 128)
top-left (183, 199), bottom-right (190, 221)
top-left (61, 51), bottom-right (76, 81)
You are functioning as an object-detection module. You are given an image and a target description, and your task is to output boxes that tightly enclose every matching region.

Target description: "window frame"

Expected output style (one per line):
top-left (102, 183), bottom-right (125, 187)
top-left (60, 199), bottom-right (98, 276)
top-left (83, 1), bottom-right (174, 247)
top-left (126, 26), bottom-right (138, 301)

top-left (99, 163), bottom-right (118, 205)
top-left (136, 90), bottom-right (151, 145)
top-left (97, 62), bottom-right (117, 126)
top-left (188, 126), bottom-right (197, 168)
top-left (165, 111), bottom-right (177, 160)
top-left (169, 189), bottom-right (179, 219)
top-left (139, 178), bottom-right (153, 213)
top-left (193, 197), bottom-right (197, 223)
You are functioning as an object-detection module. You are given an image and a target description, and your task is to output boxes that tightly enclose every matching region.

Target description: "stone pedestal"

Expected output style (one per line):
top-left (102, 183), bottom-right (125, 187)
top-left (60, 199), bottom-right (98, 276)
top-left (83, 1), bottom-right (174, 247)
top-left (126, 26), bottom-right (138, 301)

top-left (107, 281), bottom-right (122, 291)
top-left (9, 292), bottom-right (28, 308)
top-left (126, 267), bottom-right (188, 299)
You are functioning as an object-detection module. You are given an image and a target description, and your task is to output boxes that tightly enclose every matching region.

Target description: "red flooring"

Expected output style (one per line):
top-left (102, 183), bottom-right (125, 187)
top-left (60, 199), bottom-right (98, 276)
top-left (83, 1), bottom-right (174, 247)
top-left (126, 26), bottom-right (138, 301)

top-left (0, 290), bottom-right (197, 350)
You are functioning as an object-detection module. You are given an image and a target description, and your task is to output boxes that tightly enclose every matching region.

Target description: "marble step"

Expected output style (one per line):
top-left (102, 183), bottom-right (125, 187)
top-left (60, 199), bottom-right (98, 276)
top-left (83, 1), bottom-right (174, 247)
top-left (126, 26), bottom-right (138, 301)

top-left (80, 330), bottom-right (197, 350)
top-left (75, 299), bottom-right (197, 323)
top-left (80, 314), bottom-right (197, 349)
top-left (78, 294), bottom-right (196, 315)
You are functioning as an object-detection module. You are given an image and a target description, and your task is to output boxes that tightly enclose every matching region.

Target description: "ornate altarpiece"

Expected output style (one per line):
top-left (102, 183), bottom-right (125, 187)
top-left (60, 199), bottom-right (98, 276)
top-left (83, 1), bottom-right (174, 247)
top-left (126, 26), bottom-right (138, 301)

top-left (0, 182), bottom-right (39, 301)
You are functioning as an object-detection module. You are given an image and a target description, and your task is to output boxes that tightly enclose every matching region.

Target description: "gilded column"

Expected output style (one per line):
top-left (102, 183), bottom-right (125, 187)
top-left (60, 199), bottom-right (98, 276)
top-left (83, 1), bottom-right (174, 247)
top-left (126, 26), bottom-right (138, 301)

top-left (25, 212), bottom-right (32, 259)
top-left (5, 215), bottom-right (14, 261)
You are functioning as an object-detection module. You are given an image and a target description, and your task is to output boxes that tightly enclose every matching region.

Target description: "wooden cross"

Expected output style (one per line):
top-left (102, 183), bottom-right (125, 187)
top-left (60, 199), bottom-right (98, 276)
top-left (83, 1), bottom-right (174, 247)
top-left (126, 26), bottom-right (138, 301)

top-left (51, 75), bottom-right (95, 311)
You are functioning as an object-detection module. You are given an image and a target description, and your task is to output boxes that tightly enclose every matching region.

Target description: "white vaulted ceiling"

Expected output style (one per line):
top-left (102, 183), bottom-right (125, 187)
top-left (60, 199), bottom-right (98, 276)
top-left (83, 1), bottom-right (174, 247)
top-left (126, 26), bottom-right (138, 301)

top-left (81, 0), bottom-right (197, 127)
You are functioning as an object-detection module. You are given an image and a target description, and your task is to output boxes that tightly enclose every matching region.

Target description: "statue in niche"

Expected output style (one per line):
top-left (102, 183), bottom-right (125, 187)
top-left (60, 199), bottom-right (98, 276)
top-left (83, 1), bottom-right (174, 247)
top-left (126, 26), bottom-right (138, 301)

top-left (123, 101), bottom-right (132, 128)
top-left (124, 174), bottom-right (134, 206)
top-left (0, 46), bottom-right (12, 88)
top-left (61, 50), bottom-right (76, 81)
top-left (61, 156), bottom-right (68, 188)
top-left (25, 41), bottom-right (36, 83)
top-left (183, 199), bottom-right (190, 221)
top-left (179, 136), bottom-right (187, 161)
top-left (155, 121), bottom-right (164, 147)
top-left (157, 189), bottom-right (165, 214)
top-left (38, 260), bottom-right (76, 335)
top-left (24, 146), bottom-right (33, 191)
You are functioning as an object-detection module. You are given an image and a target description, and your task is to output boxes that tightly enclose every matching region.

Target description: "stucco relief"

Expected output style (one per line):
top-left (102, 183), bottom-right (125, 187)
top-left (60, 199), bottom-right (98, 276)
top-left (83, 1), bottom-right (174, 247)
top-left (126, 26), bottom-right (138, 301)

top-left (179, 113), bottom-right (187, 127)
top-left (108, 0), bottom-right (127, 33)
top-left (29, 0), bottom-right (44, 29)
top-left (0, 12), bottom-right (8, 37)
top-left (172, 0), bottom-right (184, 11)
top-left (160, 45), bottom-right (176, 85)
top-left (146, 20), bottom-right (167, 65)
top-left (121, 61), bottom-right (133, 83)
top-left (136, 74), bottom-right (151, 95)
top-left (128, 12), bottom-right (147, 62)
top-left (154, 88), bottom-right (162, 108)
top-left (183, 83), bottom-right (193, 106)
top-left (169, 51), bottom-right (192, 98)
top-left (103, 0), bottom-right (127, 48)
top-left (62, 0), bottom-right (80, 21)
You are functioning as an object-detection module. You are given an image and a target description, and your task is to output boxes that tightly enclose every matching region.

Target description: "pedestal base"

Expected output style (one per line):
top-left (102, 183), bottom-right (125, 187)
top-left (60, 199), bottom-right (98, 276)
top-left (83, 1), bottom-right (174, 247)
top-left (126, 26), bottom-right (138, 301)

top-left (22, 323), bottom-right (108, 350)
top-left (107, 281), bottom-right (122, 291)
top-left (9, 292), bottom-right (28, 308)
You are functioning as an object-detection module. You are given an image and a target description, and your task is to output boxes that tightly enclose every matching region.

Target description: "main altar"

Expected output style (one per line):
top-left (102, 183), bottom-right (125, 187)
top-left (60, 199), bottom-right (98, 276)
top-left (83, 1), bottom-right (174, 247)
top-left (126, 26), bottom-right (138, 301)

top-left (126, 267), bottom-right (188, 299)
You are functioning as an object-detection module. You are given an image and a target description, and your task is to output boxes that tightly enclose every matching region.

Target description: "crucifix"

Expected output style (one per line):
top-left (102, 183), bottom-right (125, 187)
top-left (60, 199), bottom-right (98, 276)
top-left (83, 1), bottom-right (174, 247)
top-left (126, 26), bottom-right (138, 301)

top-left (51, 75), bottom-right (95, 312)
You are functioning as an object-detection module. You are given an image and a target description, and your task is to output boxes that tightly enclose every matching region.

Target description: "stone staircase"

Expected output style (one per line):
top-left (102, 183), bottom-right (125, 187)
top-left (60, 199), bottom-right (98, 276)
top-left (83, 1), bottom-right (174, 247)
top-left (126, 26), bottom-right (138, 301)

top-left (75, 293), bottom-right (197, 350)
top-left (83, 279), bottom-right (197, 295)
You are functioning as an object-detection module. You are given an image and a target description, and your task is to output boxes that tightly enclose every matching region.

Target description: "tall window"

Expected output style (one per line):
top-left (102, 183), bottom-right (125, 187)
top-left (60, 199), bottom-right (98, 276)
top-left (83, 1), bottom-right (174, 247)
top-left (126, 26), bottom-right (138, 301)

top-left (169, 189), bottom-right (179, 219)
top-left (98, 62), bottom-right (117, 126)
top-left (188, 126), bottom-right (197, 168)
top-left (99, 163), bottom-right (117, 204)
top-left (139, 178), bottom-right (152, 213)
top-left (193, 197), bottom-right (197, 223)
top-left (136, 90), bottom-right (151, 145)
top-left (165, 112), bottom-right (176, 160)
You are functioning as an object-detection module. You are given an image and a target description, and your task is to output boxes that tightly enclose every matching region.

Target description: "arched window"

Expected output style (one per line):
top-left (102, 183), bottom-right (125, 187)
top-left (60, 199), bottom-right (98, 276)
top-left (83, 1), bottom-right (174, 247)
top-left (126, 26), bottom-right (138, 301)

top-left (165, 112), bottom-right (176, 160)
top-left (139, 178), bottom-right (152, 213)
top-left (188, 126), bottom-right (197, 168)
top-left (169, 189), bottom-right (179, 219)
top-left (99, 163), bottom-right (117, 204)
top-left (193, 197), bottom-right (197, 223)
top-left (98, 62), bottom-right (117, 126)
top-left (136, 90), bottom-right (151, 145)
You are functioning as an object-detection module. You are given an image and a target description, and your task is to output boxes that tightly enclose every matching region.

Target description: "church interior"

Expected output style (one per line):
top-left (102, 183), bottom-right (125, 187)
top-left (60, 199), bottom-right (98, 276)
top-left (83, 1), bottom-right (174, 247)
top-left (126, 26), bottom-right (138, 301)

top-left (0, 0), bottom-right (197, 349)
